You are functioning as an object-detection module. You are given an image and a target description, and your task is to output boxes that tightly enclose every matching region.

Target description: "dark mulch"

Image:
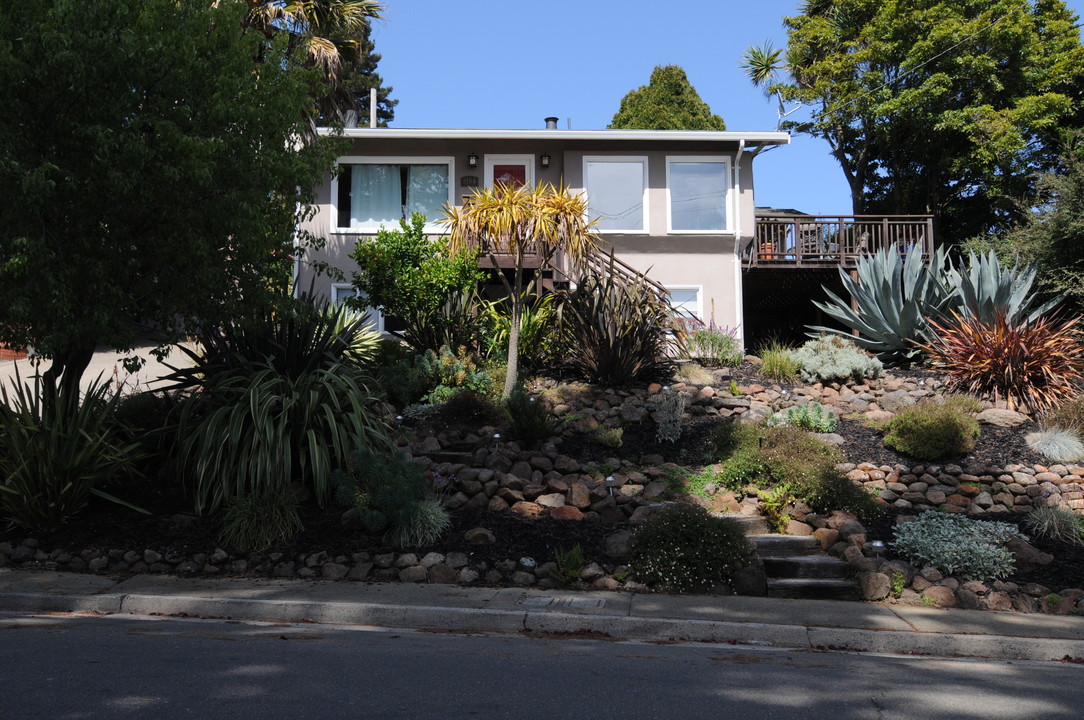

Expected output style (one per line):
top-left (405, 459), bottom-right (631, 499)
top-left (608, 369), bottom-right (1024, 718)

top-left (837, 417), bottom-right (1045, 469)
top-left (865, 507), bottom-right (1084, 592)
top-left (556, 416), bottom-right (727, 468)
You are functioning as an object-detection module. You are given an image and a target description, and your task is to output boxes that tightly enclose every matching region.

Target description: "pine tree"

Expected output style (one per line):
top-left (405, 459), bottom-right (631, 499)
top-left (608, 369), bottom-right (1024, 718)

top-left (609, 65), bottom-right (725, 131)
top-left (335, 20), bottom-right (397, 126)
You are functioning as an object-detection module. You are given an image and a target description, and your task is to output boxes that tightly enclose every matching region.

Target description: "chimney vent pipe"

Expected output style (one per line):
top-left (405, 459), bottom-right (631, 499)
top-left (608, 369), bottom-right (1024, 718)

top-left (544, 116), bottom-right (559, 130)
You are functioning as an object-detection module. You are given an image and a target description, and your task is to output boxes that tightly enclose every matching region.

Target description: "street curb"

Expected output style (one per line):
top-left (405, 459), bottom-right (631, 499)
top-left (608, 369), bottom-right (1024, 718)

top-left (5, 589), bottom-right (1084, 662)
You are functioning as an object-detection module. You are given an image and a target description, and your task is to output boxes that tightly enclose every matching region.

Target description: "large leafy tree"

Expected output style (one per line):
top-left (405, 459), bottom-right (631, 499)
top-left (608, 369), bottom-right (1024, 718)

top-left (747, 0), bottom-right (1084, 241)
top-left (0, 0), bottom-right (340, 396)
top-left (442, 184), bottom-right (600, 397)
top-left (610, 65), bottom-right (727, 130)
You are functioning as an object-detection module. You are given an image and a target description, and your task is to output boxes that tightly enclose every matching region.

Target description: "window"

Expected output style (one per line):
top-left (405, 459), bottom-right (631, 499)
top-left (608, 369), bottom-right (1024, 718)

top-left (583, 157), bottom-right (647, 232)
top-left (666, 158), bottom-right (730, 232)
top-left (334, 157), bottom-right (453, 232)
top-left (667, 286), bottom-right (702, 323)
top-left (331, 283), bottom-right (384, 333)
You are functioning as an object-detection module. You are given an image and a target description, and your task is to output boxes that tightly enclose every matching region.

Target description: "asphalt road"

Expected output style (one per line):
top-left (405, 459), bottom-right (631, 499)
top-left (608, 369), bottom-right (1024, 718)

top-left (1, 612), bottom-right (1080, 720)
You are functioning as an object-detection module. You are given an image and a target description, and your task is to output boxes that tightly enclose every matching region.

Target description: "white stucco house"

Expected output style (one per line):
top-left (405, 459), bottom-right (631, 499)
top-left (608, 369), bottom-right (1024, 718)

top-left (297, 121), bottom-right (790, 345)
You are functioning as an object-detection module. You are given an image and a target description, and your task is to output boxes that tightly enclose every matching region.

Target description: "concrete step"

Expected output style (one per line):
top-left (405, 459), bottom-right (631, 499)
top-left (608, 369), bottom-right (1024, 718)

top-left (761, 555), bottom-right (851, 580)
top-left (767, 578), bottom-right (858, 600)
top-left (714, 514), bottom-right (770, 536)
top-left (749, 534), bottom-right (820, 557)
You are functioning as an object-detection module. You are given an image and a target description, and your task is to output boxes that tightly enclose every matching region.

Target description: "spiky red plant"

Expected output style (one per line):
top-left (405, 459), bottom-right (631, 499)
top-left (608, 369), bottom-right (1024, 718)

top-left (919, 310), bottom-right (1084, 412)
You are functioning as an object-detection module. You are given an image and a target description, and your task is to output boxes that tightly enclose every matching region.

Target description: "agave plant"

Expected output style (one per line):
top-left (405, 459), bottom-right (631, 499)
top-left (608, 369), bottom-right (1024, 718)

top-left (920, 310), bottom-right (1084, 412)
top-left (809, 243), bottom-right (958, 364)
top-left (954, 250), bottom-right (1060, 325)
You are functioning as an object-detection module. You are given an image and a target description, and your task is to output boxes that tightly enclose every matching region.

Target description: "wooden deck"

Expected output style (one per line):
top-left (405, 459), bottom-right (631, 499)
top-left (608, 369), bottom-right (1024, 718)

top-left (748, 215), bottom-right (935, 269)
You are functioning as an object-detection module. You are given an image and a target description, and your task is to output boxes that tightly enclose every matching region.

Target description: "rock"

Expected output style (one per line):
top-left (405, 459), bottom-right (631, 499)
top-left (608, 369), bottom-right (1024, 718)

top-left (321, 563), bottom-right (349, 580)
top-left (837, 519), bottom-right (866, 539)
top-left (373, 553), bottom-right (395, 568)
top-left (1006, 538), bottom-right (1054, 572)
top-left (879, 390), bottom-right (916, 413)
top-left (394, 554), bottom-right (419, 569)
top-left (346, 563), bottom-right (373, 581)
top-left (785, 520), bottom-right (814, 536)
top-left (813, 528), bottom-right (840, 550)
top-left (921, 585), bottom-right (957, 608)
top-left (567, 482), bottom-right (591, 508)
top-left (458, 568), bottom-right (481, 584)
top-left (510, 501), bottom-right (547, 518)
top-left (464, 527), bottom-right (496, 545)
top-left (976, 408), bottom-right (1029, 427)
top-left (955, 588), bottom-right (982, 610)
top-left (550, 506), bottom-right (584, 521)
top-left (535, 493), bottom-right (566, 508)
top-left (814, 433), bottom-right (845, 447)
top-left (398, 565), bottom-right (428, 583)
top-left (273, 561), bottom-right (296, 577)
top-left (427, 563), bottom-right (459, 584)
top-left (419, 552), bottom-right (445, 568)
top-left (982, 591), bottom-right (1013, 612)
top-left (446, 552), bottom-right (469, 569)
top-left (859, 572), bottom-right (891, 601)
top-left (604, 530), bottom-right (634, 558)
top-left (511, 571), bottom-right (536, 586)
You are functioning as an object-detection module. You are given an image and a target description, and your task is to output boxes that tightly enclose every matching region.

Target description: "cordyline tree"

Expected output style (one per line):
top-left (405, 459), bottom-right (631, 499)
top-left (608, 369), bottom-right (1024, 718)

top-left (442, 183), bottom-right (601, 398)
top-left (744, 0), bottom-right (1084, 241)
top-left (0, 0), bottom-right (340, 398)
top-left (610, 65), bottom-right (727, 130)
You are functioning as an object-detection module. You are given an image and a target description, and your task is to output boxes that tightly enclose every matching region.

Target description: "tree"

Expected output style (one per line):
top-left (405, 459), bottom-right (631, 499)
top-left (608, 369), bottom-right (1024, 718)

top-left (747, 0), bottom-right (1084, 241)
top-left (442, 183), bottom-right (601, 398)
top-left (348, 213), bottom-right (482, 351)
top-left (609, 65), bottom-right (727, 130)
top-left (335, 17), bottom-right (397, 126)
top-left (0, 0), bottom-right (340, 397)
top-left (238, 0), bottom-right (386, 123)
top-left (1004, 130), bottom-right (1084, 312)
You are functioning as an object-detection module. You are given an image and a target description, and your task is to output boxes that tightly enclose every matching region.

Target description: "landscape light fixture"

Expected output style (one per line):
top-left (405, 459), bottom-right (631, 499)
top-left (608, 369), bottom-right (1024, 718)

top-left (467, 152), bottom-right (478, 168)
top-left (540, 152), bottom-right (551, 168)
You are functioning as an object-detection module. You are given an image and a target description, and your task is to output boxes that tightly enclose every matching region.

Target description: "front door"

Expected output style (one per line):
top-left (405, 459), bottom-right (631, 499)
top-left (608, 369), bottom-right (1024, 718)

top-left (484, 154), bottom-right (534, 189)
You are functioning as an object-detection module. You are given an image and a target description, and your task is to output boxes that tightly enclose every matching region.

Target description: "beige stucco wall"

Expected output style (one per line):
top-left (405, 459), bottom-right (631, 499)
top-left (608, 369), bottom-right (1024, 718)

top-left (297, 135), bottom-right (762, 346)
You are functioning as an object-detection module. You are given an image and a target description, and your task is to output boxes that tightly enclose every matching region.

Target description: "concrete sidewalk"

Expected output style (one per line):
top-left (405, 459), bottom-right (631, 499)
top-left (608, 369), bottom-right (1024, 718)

top-left (2, 569), bottom-right (1082, 662)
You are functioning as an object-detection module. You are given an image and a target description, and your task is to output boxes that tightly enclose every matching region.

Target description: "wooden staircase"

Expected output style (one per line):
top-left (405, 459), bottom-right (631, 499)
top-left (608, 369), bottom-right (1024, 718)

top-left (723, 515), bottom-right (858, 600)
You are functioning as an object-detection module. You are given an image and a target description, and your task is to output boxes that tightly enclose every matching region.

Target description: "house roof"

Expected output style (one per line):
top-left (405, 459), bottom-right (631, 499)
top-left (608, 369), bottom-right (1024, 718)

top-left (321, 127), bottom-right (790, 148)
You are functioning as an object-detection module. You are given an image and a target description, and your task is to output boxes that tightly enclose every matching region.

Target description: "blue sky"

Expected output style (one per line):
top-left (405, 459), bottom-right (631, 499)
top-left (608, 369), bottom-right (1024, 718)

top-left (371, 0), bottom-right (1084, 216)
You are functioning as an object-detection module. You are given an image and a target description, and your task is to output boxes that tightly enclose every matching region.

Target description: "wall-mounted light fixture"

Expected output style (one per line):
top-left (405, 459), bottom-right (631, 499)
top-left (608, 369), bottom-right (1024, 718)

top-left (467, 152), bottom-right (478, 168)
top-left (540, 152), bottom-right (551, 168)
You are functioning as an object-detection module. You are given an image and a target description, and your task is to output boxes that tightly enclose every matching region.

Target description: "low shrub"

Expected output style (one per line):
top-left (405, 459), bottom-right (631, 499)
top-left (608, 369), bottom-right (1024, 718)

top-left (592, 426), bottom-right (624, 449)
top-left (419, 345), bottom-right (492, 404)
top-left (504, 386), bottom-right (556, 449)
top-left (714, 423), bottom-right (842, 492)
top-left (218, 488), bottom-right (303, 552)
top-left (333, 448), bottom-right (449, 548)
top-left (767, 401), bottom-right (838, 433)
top-left (1024, 505), bottom-right (1084, 546)
top-left (804, 468), bottom-right (884, 524)
top-left (433, 390), bottom-right (505, 428)
top-left (630, 504), bottom-right (754, 593)
top-left (0, 377), bottom-right (146, 531)
top-left (684, 325), bottom-right (743, 367)
top-left (882, 396), bottom-right (981, 460)
top-left (792, 334), bottom-right (882, 384)
top-left (891, 512), bottom-right (1025, 580)
top-left (920, 310), bottom-right (1084, 412)
top-left (674, 362), bottom-right (714, 386)
top-left (1025, 428), bottom-right (1084, 463)
top-left (653, 387), bottom-right (686, 443)
top-left (549, 544), bottom-right (586, 586)
top-left (758, 341), bottom-right (799, 382)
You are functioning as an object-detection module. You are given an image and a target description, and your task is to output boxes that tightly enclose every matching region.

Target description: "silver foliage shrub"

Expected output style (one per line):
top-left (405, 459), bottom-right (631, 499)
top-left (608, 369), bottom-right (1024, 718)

top-left (1025, 428), bottom-right (1084, 463)
top-left (792, 335), bottom-right (883, 384)
top-left (891, 512), bottom-right (1024, 580)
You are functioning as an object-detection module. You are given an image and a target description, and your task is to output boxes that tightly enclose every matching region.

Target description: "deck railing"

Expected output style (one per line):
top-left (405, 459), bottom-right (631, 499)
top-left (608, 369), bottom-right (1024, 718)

top-left (748, 215), bottom-right (935, 268)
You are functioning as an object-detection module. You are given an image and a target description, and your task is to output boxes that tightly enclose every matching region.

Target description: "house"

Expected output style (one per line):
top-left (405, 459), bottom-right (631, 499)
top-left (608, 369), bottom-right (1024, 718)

top-left (298, 120), bottom-right (790, 345)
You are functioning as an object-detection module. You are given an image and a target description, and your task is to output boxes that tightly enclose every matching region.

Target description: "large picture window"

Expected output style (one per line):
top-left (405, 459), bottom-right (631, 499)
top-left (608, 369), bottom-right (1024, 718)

top-left (334, 158), bottom-right (453, 231)
top-left (666, 158), bottom-right (730, 232)
top-left (583, 157), bottom-right (647, 232)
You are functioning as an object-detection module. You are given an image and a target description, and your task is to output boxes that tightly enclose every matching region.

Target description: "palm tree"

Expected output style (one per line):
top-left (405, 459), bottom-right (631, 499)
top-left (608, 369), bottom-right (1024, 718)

top-left (237, 1), bottom-right (383, 121)
top-left (741, 40), bottom-right (799, 130)
top-left (442, 183), bottom-right (601, 398)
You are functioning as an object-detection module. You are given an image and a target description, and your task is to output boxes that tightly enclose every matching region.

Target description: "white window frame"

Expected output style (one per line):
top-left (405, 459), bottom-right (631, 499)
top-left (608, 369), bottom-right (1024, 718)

top-left (330, 156), bottom-right (456, 234)
top-left (665, 156), bottom-right (733, 234)
top-left (582, 155), bottom-right (649, 234)
top-left (666, 285), bottom-right (703, 323)
top-left (483, 154), bottom-right (535, 188)
top-left (331, 282), bottom-right (385, 334)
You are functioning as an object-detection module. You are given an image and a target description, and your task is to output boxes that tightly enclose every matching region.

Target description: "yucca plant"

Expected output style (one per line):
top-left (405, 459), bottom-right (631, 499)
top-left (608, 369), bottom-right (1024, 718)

top-left (0, 375), bottom-right (146, 531)
top-left (920, 310), bottom-right (1084, 412)
top-left (177, 365), bottom-right (393, 514)
top-left (810, 243), bottom-right (958, 364)
top-left (558, 260), bottom-right (683, 385)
